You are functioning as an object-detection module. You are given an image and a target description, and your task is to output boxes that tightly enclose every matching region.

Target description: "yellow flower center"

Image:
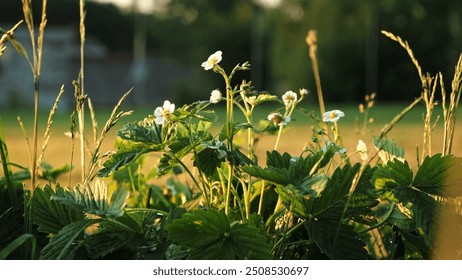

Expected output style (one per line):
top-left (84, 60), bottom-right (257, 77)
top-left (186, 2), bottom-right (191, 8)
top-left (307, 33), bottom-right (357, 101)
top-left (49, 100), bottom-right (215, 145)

top-left (162, 109), bottom-right (171, 119)
top-left (329, 112), bottom-right (337, 119)
top-left (209, 58), bottom-right (218, 65)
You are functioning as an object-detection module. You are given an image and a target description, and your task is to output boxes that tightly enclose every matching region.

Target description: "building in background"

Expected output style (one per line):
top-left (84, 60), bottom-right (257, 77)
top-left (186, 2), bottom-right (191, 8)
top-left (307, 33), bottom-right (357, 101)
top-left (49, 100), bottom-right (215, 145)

top-left (0, 24), bottom-right (195, 109)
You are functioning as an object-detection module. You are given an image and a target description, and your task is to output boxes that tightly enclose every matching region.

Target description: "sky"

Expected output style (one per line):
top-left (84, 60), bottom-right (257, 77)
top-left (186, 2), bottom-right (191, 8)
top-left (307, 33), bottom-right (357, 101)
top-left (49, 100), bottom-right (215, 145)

top-left (90, 0), bottom-right (282, 13)
top-left (90, 0), bottom-right (167, 13)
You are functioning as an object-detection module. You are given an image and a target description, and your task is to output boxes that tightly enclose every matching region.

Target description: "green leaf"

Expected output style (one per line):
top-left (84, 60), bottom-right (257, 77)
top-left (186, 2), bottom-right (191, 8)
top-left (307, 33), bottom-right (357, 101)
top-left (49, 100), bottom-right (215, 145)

top-left (266, 150), bottom-right (292, 169)
top-left (40, 219), bottom-right (100, 260)
top-left (305, 219), bottom-right (369, 259)
top-left (299, 174), bottom-right (328, 197)
top-left (51, 180), bottom-right (128, 218)
top-left (218, 122), bottom-right (253, 141)
top-left (227, 223), bottom-right (272, 259)
top-left (307, 164), bottom-right (361, 218)
top-left (386, 209), bottom-right (431, 259)
top-left (241, 165), bottom-right (288, 185)
top-left (254, 93), bottom-right (278, 105)
top-left (168, 136), bottom-right (194, 155)
top-left (413, 154), bottom-right (462, 197)
top-left (166, 244), bottom-right (189, 260)
top-left (117, 121), bottom-right (163, 144)
top-left (229, 148), bottom-right (256, 167)
top-left (167, 209), bottom-right (272, 259)
top-left (407, 190), bottom-right (462, 258)
top-left (84, 225), bottom-right (134, 259)
top-left (243, 151), bottom-right (324, 188)
top-left (193, 110), bottom-right (218, 122)
top-left (98, 143), bottom-right (157, 177)
top-left (155, 153), bottom-right (177, 177)
top-left (39, 162), bottom-right (72, 182)
top-left (167, 130), bottom-right (213, 164)
top-left (371, 159), bottom-right (413, 202)
top-left (193, 145), bottom-right (225, 177)
top-left (32, 185), bottom-right (85, 234)
top-left (373, 136), bottom-right (405, 162)
top-left (0, 170), bottom-right (31, 186)
top-left (167, 209), bottom-right (230, 248)
top-left (275, 185), bottom-right (309, 218)
top-left (410, 191), bottom-right (440, 246)
top-left (345, 165), bottom-right (380, 221)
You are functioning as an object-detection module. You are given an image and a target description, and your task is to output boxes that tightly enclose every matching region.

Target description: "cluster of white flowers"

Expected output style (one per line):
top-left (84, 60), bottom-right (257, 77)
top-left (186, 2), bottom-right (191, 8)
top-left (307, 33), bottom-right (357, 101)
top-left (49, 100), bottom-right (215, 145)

top-left (154, 100), bottom-right (175, 125)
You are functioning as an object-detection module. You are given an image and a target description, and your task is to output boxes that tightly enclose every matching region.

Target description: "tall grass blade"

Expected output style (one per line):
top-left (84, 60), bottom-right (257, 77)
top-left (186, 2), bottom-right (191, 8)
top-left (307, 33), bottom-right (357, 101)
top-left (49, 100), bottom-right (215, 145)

top-left (0, 118), bottom-right (19, 208)
top-left (0, 234), bottom-right (36, 260)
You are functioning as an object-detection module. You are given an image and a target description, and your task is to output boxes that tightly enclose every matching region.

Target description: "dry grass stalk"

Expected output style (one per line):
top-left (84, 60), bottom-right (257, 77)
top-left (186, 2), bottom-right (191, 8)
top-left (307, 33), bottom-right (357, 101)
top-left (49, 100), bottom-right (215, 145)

top-left (305, 30), bottom-right (325, 116)
top-left (441, 54), bottom-right (462, 155)
top-left (37, 85), bottom-right (65, 170)
top-left (421, 74), bottom-right (439, 159)
top-left (17, 116), bottom-right (32, 171)
top-left (87, 98), bottom-right (98, 144)
top-left (86, 89), bottom-right (133, 182)
top-left (381, 30), bottom-right (438, 162)
top-left (0, 21), bottom-right (23, 57)
top-left (77, 0), bottom-right (87, 182)
top-left (20, 0), bottom-right (48, 192)
top-left (381, 31), bottom-right (424, 83)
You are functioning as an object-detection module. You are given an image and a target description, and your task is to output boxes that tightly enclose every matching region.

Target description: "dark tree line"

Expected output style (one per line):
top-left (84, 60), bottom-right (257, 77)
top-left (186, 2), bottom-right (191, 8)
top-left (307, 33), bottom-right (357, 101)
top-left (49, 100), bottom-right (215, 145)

top-left (1, 0), bottom-right (461, 103)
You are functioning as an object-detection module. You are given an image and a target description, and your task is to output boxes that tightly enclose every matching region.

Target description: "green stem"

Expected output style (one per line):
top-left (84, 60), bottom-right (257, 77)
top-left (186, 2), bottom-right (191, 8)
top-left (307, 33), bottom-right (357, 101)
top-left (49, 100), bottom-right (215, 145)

top-left (257, 180), bottom-right (265, 215)
top-left (333, 121), bottom-right (339, 143)
top-left (238, 177), bottom-right (250, 220)
top-left (225, 162), bottom-right (233, 216)
top-left (170, 153), bottom-right (204, 198)
top-left (359, 202), bottom-right (395, 234)
top-left (274, 125), bottom-right (284, 151)
top-left (226, 84), bottom-right (234, 151)
top-left (31, 87), bottom-right (39, 193)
